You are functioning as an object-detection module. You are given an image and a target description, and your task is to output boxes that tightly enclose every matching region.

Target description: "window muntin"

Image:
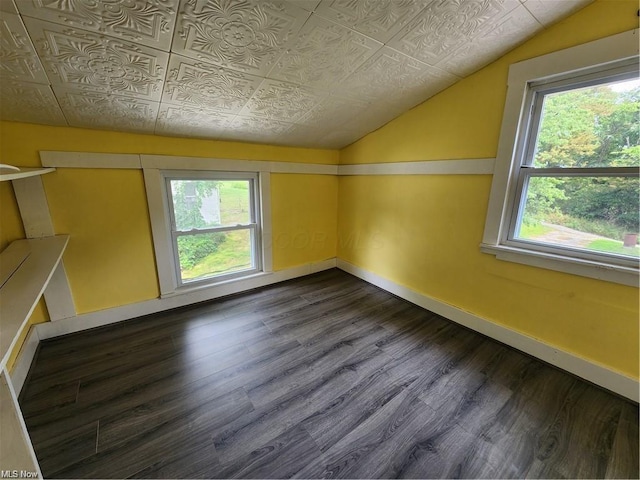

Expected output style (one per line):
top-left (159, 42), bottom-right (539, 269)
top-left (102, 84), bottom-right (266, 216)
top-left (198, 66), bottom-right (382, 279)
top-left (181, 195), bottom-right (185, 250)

top-left (165, 173), bottom-right (261, 286)
top-left (505, 65), bottom-right (640, 267)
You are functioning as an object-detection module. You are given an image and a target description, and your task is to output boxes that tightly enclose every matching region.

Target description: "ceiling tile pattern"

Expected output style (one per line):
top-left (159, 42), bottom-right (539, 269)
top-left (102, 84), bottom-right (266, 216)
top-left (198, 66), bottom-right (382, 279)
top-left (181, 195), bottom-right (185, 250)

top-left (315, 0), bottom-right (432, 43)
top-left (387, 0), bottom-right (520, 65)
top-left (25, 17), bottom-right (169, 100)
top-left (0, 1), bottom-right (17, 14)
top-left (163, 54), bottom-right (263, 112)
top-left (437, 3), bottom-right (543, 77)
top-left (156, 103), bottom-right (234, 138)
top-left (342, 46), bottom-right (457, 103)
top-left (173, 0), bottom-right (309, 75)
top-left (239, 77), bottom-right (327, 122)
top-left (270, 13), bottom-right (382, 88)
top-left (227, 113), bottom-right (295, 144)
top-left (298, 94), bottom-right (366, 128)
top-left (522, 0), bottom-right (591, 27)
top-left (0, 80), bottom-right (66, 125)
top-left (16, 0), bottom-right (179, 49)
top-left (0, 0), bottom-right (593, 149)
top-left (53, 86), bottom-right (160, 133)
top-left (0, 12), bottom-right (48, 83)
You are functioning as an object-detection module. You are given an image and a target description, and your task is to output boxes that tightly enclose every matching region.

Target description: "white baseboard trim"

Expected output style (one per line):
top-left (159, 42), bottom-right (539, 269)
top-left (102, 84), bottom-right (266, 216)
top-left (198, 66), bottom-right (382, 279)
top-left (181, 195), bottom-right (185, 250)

top-left (9, 327), bottom-right (40, 395)
top-left (36, 258), bottom-right (337, 341)
top-left (22, 256), bottom-right (638, 401)
top-left (337, 259), bottom-right (639, 402)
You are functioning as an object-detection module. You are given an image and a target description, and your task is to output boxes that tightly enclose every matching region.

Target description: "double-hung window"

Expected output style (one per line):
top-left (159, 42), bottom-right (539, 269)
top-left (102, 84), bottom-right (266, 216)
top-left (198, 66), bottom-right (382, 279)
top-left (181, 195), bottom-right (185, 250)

top-left (482, 30), bottom-right (639, 286)
top-left (164, 171), bottom-right (262, 287)
top-left (510, 64), bottom-right (639, 261)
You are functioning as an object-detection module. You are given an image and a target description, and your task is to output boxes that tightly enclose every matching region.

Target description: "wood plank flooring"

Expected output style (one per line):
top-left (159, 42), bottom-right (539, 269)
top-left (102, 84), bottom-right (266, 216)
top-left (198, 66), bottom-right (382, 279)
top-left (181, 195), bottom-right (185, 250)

top-left (19, 269), bottom-right (639, 479)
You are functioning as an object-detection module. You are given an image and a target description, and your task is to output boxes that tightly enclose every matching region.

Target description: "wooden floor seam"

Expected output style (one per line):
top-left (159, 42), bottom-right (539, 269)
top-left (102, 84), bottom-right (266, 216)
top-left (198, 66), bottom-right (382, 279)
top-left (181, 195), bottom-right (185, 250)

top-left (19, 269), bottom-right (639, 479)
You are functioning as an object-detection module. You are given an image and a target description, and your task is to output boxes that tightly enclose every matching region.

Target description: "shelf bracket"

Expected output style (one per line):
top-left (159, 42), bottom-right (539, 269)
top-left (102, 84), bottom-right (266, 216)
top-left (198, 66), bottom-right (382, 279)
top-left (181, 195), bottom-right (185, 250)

top-left (12, 175), bottom-right (76, 320)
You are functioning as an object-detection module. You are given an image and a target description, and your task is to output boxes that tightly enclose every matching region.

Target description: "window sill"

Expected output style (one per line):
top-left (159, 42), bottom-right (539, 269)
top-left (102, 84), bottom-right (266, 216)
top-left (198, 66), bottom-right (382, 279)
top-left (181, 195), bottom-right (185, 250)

top-left (160, 270), bottom-right (271, 299)
top-left (480, 243), bottom-right (639, 287)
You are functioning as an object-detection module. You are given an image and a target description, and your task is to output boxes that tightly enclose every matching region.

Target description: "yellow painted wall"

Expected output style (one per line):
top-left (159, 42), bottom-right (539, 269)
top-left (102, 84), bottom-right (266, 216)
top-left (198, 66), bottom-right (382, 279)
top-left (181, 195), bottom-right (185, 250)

top-left (0, 182), bottom-right (24, 251)
top-left (271, 174), bottom-right (338, 270)
top-left (1, 122), bottom-right (339, 167)
top-left (42, 168), bottom-right (159, 313)
top-left (4, 300), bottom-right (48, 371)
top-left (0, 123), bottom-right (338, 370)
top-left (338, 0), bottom-right (640, 378)
top-left (1, 0), bottom-right (638, 382)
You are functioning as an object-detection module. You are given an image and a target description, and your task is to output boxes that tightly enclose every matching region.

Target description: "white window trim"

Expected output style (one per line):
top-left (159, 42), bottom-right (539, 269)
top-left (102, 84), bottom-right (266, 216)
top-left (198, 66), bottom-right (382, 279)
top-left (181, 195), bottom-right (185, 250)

top-left (164, 171), bottom-right (263, 286)
top-left (482, 29), bottom-right (640, 287)
top-left (144, 165), bottom-right (272, 298)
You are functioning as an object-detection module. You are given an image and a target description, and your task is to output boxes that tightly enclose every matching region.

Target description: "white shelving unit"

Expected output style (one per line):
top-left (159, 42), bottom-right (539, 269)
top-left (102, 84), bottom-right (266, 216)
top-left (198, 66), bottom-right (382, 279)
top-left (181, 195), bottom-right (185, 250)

top-left (0, 166), bottom-right (75, 479)
top-left (1, 372), bottom-right (40, 476)
top-left (0, 235), bottom-right (69, 368)
top-left (0, 167), bottom-right (56, 182)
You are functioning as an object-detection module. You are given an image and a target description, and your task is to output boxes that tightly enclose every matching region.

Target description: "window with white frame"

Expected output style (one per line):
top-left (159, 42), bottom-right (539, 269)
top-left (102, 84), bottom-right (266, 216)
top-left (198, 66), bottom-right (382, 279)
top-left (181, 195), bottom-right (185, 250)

top-left (482, 30), bottom-right (639, 286)
top-left (163, 171), bottom-right (262, 287)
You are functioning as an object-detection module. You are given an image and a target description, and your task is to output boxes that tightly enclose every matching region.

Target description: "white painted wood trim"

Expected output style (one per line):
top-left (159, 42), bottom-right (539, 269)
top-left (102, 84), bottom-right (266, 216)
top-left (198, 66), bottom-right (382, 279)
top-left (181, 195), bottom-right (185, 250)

top-left (337, 259), bottom-right (639, 402)
top-left (508, 29), bottom-right (639, 87)
top-left (140, 155), bottom-right (339, 175)
top-left (39, 151), bottom-right (499, 177)
top-left (0, 167), bottom-right (55, 182)
top-left (481, 28), bottom-right (640, 287)
top-left (40, 151), bottom-right (141, 169)
top-left (481, 244), bottom-right (639, 287)
top-left (43, 261), bottom-right (77, 321)
top-left (142, 168), bottom-right (177, 296)
top-left (482, 74), bottom-right (527, 245)
top-left (35, 258), bottom-right (337, 340)
top-left (8, 327), bottom-right (39, 395)
top-left (141, 154), bottom-right (271, 172)
top-left (0, 241), bottom-right (29, 289)
top-left (270, 162), bottom-right (337, 175)
top-left (483, 29), bottom-right (640, 246)
top-left (338, 159), bottom-right (495, 176)
top-left (12, 175), bottom-right (55, 238)
top-left (0, 236), bottom-right (69, 369)
top-left (144, 168), bottom-right (275, 296)
top-left (259, 172), bottom-right (273, 273)
top-left (0, 369), bottom-right (42, 479)
top-left (11, 175), bottom-right (77, 320)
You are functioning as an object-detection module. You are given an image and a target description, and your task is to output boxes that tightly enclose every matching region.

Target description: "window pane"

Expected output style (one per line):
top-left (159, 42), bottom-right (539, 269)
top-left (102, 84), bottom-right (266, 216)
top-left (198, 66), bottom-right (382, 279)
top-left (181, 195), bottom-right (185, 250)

top-left (177, 230), bottom-right (253, 283)
top-left (532, 77), bottom-right (640, 168)
top-left (170, 179), bottom-right (251, 231)
top-left (219, 180), bottom-right (252, 226)
top-left (516, 176), bottom-right (640, 258)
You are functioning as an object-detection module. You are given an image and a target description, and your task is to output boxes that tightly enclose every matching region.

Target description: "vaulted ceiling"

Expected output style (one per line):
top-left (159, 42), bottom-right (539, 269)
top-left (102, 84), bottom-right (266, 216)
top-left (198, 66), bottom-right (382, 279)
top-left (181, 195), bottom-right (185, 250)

top-left (0, 0), bottom-right (592, 149)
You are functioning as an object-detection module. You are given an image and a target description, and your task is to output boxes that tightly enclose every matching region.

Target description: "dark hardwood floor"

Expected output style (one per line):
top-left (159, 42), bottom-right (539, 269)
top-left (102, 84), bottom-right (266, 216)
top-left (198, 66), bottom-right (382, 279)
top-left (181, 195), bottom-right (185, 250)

top-left (19, 269), bottom-right (639, 479)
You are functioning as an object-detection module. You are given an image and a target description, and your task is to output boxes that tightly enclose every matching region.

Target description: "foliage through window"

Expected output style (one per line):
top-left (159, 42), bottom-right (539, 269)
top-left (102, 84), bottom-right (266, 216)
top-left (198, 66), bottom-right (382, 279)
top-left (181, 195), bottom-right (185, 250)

top-left (509, 65), bottom-right (639, 265)
top-left (166, 173), bottom-right (261, 285)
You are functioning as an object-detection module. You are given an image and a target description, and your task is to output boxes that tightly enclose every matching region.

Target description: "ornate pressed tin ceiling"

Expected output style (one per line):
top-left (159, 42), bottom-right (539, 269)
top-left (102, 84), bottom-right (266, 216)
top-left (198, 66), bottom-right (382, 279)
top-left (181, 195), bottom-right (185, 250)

top-left (0, 0), bottom-right (592, 149)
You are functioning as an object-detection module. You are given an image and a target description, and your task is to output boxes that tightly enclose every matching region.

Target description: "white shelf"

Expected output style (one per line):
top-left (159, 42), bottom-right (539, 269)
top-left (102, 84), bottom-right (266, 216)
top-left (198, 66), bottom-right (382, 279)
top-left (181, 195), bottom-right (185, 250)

top-left (0, 167), bottom-right (55, 182)
top-left (0, 371), bottom-right (41, 476)
top-left (1, 166), bottom-right (65, 480)
top-left (0, 235), bottom-right (69, 369)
